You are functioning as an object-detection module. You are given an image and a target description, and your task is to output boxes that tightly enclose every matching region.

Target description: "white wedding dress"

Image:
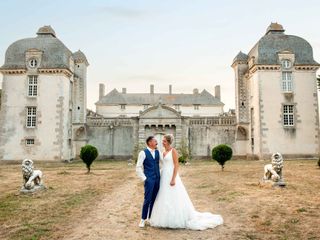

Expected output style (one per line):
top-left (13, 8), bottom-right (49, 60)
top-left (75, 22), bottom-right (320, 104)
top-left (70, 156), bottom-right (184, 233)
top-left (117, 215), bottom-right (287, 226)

top-left (150, 149), bottom-right (223, 230)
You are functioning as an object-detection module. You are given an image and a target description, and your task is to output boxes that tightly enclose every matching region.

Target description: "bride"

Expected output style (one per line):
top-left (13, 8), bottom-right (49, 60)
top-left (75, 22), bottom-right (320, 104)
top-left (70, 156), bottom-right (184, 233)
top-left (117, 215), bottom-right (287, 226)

top-left (150, 134), bottom-right (223, 230)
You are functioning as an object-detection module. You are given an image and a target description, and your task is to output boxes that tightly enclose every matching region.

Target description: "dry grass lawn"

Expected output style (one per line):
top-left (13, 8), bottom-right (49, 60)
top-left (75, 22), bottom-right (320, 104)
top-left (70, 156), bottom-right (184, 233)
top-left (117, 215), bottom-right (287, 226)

top-left (0, 159), bottom-right (319, 240)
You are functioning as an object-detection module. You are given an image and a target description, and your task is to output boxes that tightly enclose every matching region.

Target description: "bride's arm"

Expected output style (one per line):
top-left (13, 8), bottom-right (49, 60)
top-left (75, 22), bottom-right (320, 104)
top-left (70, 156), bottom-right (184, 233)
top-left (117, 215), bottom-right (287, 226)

top-left (159, 150), bottom-right (164, 170)
top-left (170, 148), bottom-right (179, 186)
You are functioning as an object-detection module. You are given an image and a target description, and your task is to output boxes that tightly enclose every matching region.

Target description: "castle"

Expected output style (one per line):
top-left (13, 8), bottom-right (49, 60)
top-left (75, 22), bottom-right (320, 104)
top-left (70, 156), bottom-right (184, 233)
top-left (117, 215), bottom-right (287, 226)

top-left (0, 23), bottom-right (319, 160)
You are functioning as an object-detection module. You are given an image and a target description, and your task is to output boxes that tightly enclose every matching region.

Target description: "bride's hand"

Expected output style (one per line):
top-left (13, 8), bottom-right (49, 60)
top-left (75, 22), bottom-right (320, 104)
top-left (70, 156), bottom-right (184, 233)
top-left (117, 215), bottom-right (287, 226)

top-left (170, 179), bottom-right (175, 186)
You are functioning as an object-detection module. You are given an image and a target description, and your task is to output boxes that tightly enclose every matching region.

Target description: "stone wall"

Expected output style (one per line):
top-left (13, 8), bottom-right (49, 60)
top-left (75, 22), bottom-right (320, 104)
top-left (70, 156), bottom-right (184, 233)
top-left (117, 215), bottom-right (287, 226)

top-left (186, 117), bottom-right (237, 158)
top-left (86, 117), bottom-right (137, 159)
top-left (85, 114), bottom-right (237, 160)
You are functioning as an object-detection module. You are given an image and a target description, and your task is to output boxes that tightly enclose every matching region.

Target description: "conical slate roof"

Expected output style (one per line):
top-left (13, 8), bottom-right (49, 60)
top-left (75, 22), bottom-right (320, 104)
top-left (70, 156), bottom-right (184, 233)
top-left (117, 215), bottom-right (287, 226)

top-left (73, 50), bottom-right (89, 66)
top-left (232, 51), bottom-right (248, 64)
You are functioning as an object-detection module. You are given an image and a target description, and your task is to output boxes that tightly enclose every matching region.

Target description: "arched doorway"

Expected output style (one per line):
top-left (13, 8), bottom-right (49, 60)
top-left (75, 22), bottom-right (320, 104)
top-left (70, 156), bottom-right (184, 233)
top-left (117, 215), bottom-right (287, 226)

top-left (155, 133), bottom-right (164, 152)
top-left (236, 125), bottom-right (248, 140)
top-left (138, 103), bottom-right (182, 149)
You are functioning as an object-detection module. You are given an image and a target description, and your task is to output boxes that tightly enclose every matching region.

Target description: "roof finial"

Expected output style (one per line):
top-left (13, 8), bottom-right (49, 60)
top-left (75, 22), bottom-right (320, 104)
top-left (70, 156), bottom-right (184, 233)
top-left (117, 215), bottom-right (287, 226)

top-left (36, 25), bottom-right (56, 37)
top-left (265, 22), bottom-right (285, 35)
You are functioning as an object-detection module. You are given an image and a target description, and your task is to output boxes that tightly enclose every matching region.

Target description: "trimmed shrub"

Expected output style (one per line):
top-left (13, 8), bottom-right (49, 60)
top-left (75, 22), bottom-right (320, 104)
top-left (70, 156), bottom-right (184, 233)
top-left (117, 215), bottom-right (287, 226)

top-left (80, 145), bottom-right (98, 173)
top-left (211, 144), bottom-right (233, 171)
top-left (178, 156), bottom-right (187, 164)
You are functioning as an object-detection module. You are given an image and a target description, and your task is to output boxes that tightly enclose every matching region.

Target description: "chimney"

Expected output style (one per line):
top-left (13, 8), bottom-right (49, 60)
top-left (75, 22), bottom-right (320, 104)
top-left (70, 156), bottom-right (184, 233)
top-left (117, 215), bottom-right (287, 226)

top-left (122, 88), bottom-right (127, 94)
top-left (150, 84), bottom-right (154, 94)
top-left (169, 84), bottom-right (172, 94)
top-left (215, 85), bottom-right (221, 100)
top-left (193, 88), bottom-right (199, 95)
top-left (99, 83), bottom-right (105, 100)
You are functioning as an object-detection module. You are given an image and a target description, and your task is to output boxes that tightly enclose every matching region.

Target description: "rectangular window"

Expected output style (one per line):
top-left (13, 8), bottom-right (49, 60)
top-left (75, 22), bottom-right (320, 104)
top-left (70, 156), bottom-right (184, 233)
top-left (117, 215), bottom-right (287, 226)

top-left (174, 104), bottom-right (180, 110)
top-left (26, 107), bottom-right (37, 127)
top-left (283, 105), bottom-right (294, 126)
top-left (120, 104), bottom-right (126, 110)
top-left (28, 76), bottom-right (38, 97)
top-left (282, 72), bottom-right (293, 92)
top-left (26, 139), bottom-right (35, 145)
top-left (143, 104), bottom-right (149, 110)
top-left (194, 105), bottom-right (199, 110)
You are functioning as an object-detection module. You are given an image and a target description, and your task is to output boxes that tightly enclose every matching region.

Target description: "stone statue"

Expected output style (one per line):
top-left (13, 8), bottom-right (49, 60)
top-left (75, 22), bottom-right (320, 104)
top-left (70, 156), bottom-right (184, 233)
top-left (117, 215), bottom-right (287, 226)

top-left (263, 152), bottom-right (286, 187)
top-left (21, 158), bottom-right (45, 193)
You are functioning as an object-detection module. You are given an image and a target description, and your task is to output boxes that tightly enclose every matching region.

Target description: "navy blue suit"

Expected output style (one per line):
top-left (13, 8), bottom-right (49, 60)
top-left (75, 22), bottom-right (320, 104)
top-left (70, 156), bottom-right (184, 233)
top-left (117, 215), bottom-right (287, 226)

top-left (142, 148), bottom-right (160, 220)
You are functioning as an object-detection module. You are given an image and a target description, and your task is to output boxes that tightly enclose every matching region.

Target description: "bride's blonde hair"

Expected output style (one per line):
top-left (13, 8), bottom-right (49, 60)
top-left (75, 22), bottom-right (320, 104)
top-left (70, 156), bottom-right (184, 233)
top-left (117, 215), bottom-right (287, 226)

top-left (163, 134), bottom-right (174, 145)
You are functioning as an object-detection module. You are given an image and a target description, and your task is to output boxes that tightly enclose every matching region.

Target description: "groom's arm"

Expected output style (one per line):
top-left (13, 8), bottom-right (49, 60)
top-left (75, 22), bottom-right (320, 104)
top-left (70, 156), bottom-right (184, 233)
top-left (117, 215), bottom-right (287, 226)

top-left (136, 151), bottom-right (147, 182)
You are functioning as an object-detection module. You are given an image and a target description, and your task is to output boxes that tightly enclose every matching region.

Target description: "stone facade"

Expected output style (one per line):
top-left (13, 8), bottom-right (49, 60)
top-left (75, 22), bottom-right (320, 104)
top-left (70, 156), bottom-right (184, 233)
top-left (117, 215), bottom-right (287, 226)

top-left (89, 82), bottom-right (237, 159)
top-left (0, 26), bottom-right (88, 161)
top-left (86, 106), bottom-right (236, 159)
top-left (232, 23), bottom-right (320, 159)
top-left (96, 84), bottom-right (224, 117)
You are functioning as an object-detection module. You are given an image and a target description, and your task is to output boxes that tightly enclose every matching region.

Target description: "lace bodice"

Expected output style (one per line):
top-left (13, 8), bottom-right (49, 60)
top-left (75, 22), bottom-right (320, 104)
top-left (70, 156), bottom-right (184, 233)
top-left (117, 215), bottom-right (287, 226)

top-left (162, 149), bottom-right (174, 169)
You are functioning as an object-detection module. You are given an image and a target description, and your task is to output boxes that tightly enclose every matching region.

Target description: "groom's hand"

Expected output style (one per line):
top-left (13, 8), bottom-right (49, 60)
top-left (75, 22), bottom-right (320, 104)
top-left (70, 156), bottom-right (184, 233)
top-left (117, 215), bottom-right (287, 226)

top-left (170, 180), bottom-right (175, 186)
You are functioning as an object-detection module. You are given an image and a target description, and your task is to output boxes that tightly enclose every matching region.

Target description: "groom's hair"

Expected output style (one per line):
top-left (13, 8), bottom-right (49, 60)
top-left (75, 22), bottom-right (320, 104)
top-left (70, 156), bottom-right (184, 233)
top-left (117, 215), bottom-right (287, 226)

top-left (146, 136), bottom-right (155, 145)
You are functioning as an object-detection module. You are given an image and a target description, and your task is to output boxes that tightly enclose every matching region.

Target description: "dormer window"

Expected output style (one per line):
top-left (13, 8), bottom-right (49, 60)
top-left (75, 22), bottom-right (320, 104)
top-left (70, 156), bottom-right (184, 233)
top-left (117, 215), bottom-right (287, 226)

top-left (281, 59), bottom-right (291, 69)
top-left (28, 58), bottom-right (38, 68)
top-left (248, 57), bottom-right (255, 68)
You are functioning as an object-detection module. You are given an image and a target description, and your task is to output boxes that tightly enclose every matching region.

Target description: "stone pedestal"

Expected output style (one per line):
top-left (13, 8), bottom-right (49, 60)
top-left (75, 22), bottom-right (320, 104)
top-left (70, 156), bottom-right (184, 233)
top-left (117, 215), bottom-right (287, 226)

top-left (260, 179), bottom-right (286, 188)
top-left (20, 184), bottom-right (46, 193)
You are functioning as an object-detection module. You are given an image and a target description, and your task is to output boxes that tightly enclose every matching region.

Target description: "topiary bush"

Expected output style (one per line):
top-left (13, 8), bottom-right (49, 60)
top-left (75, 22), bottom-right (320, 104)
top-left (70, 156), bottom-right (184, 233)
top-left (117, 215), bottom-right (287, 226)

top-left (80, 145), bottom-right (98, 173)
top-left (178, 155), bottom-right (187, 164)
top-left (211, 144), bottom-right (233, 171)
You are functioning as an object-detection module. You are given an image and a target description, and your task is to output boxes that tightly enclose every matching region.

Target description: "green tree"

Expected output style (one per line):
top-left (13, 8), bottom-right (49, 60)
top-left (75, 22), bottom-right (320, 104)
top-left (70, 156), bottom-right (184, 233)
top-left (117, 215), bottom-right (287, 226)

top-left (211, 144), bottom-right (233, 171)
top-left (80, 145), bottom-right (98, 173)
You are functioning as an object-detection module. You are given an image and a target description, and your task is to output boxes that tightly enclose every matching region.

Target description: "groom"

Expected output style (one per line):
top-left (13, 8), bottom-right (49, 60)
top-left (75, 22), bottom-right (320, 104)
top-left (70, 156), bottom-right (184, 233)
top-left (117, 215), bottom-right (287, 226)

top-left (136, 136), bottom-right (161, 228)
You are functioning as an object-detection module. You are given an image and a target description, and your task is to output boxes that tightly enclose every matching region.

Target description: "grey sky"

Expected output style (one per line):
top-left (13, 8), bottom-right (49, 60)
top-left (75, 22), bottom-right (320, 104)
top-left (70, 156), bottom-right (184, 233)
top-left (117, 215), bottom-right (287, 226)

top-left (0, 0), bottom-right (319, 111)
